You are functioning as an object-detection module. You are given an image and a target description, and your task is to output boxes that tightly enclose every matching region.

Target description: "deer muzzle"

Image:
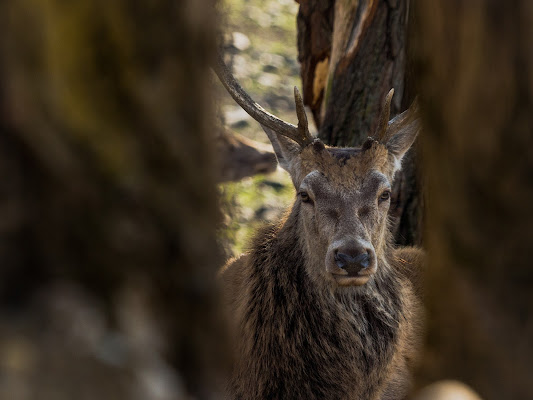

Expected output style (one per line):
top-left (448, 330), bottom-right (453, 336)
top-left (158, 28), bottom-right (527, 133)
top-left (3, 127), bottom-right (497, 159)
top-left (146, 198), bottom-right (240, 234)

top-left (335, 252), bottom-right (371, 273)
top-left (326, 240), bottom-right (377, 286)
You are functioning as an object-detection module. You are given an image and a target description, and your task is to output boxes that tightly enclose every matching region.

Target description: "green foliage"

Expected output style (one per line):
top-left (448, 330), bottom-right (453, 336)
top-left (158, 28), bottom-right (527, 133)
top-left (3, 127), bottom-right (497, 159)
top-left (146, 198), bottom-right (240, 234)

top-left (217, 0), bottom-right (300, 259)
top-left (219, 170), bottom-right (294, 257)
top-left (218, 0), bottom-right (301, 142)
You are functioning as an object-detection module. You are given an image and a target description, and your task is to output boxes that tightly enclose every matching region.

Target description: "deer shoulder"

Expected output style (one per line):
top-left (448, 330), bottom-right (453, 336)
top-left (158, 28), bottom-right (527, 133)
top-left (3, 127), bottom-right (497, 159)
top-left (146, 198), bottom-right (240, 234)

top-left (391, 246), bottom-right (425, 297)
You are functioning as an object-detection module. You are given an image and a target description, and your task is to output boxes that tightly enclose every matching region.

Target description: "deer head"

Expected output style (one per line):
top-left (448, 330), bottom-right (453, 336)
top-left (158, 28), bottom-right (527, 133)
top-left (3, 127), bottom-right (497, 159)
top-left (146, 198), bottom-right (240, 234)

top-left (215, 54), bottom-right (420, 287)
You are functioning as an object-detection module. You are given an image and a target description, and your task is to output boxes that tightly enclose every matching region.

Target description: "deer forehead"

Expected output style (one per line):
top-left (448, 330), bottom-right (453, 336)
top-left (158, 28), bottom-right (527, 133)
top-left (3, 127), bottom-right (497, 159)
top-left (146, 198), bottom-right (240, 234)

top-left (297, 142), bottom-right (395, 188)
top-left (300, 168), bottom-right (390, 200)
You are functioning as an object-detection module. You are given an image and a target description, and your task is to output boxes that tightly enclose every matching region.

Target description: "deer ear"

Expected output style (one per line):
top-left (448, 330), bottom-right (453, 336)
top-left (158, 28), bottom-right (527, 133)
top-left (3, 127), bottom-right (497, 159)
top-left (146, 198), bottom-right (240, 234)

top-left (261, 125), bottom-right (300, 172)
top-left (259, 87), bottom-right (311, 175)
top-left (214, 55), bottom-right (313, 175)
top-left (385, 101), bottom-right (421, 172)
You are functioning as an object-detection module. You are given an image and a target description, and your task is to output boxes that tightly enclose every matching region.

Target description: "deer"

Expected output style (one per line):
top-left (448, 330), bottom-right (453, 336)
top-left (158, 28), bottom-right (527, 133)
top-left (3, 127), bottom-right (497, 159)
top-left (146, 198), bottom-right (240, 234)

top-left (215, 53), bottom-right (424, 400)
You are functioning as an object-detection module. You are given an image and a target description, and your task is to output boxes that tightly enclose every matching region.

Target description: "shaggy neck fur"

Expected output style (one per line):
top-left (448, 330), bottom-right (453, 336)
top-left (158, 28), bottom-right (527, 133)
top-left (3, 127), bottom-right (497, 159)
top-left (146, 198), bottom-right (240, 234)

top-left (230, 206), bottom-right (409, 400)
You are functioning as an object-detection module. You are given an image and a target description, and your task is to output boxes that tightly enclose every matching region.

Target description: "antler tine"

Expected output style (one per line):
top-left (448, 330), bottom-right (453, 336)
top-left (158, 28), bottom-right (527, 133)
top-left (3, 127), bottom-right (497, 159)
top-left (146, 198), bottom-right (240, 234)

top-left (214, 52), bottom-right (308, 147)
top-left (388, 97), bottom-right (419, 132)
top-left (376, 88), bottom-right (395, 143)
top-left (294, 86), bottom-right (314, 147)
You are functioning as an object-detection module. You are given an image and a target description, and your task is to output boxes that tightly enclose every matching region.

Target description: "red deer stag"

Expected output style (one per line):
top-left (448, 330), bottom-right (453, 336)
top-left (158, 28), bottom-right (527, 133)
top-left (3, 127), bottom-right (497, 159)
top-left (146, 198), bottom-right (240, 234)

top-left (216, 54), bottom-right (423, 400)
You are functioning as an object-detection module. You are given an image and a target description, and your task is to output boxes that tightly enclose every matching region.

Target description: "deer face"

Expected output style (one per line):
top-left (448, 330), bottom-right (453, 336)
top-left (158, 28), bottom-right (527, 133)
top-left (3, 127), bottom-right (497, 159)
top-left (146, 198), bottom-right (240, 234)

top-left (293, 142), bottom-right (401, 286)
top-left (257, 97), bottom-right (418, 288)
top-left (214, 58), bottom-right (419, 286)
top-left (299, 167), bottom-right (387, 285)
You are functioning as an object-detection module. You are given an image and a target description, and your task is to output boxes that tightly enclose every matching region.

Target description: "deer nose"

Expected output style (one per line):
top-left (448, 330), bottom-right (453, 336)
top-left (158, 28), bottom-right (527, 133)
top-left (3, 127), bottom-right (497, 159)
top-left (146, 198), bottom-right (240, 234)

top-left (334, 248), bottom-right (372, 274)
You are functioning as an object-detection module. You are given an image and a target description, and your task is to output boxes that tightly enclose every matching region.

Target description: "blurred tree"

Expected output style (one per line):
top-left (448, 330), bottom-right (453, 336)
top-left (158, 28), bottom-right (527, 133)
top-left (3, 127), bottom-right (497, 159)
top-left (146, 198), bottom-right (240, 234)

top-left (296, 0), bottom-right (422, 246)
top-left (0, 0), bottom-right (228, 399)
top-left (411, 1), bottom-right (533, 399)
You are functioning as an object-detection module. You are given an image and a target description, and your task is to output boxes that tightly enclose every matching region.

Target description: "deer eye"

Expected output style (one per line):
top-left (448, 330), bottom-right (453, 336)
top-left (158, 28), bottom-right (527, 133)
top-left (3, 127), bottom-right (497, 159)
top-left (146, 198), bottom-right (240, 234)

top-left (299, 191), bottom-right (311, 203)
top-left (379, 190), bottom-right (391, 202)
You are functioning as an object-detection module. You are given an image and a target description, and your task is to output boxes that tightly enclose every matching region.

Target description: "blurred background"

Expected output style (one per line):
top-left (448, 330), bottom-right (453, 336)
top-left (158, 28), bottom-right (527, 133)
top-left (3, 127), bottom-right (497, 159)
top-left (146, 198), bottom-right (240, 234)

top-left (0, 0), bottom-right (532, 399)
top-left (216, 0), bottom-right (298, 258)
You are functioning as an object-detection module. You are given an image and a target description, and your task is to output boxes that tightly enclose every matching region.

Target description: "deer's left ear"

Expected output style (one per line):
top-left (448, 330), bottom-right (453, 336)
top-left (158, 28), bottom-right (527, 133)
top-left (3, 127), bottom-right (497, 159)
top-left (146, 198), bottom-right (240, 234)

top-left (374, 91), bottom-right (421, 173)
top-left (385, 101), bottom-right (421, 172)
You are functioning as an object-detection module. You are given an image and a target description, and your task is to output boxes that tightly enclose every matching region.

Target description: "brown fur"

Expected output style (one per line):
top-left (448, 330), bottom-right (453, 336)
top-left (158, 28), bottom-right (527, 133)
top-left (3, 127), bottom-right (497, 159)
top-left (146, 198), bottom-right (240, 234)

top-left (220, 101), bottom-right (422, 399)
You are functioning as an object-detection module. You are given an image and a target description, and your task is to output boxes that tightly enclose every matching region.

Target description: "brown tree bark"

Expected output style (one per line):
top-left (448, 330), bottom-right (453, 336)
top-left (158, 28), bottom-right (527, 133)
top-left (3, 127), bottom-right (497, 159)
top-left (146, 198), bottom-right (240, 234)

top-left (0, 1), bottom-right (228, 398)
top-left (412, 1), bottom-right (533, 399)
top-left (297, 0), bottom-right (422, 245)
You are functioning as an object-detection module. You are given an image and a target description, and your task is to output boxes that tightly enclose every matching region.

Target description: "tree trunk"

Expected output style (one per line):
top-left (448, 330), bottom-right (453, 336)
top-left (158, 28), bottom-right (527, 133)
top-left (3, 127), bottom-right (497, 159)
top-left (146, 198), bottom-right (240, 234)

top-left (297, 0), bottom-right (422, 245)
top-left (412, 1), bottom-right (533, 399)
top-left (0, 1), bottom-right (228, 398)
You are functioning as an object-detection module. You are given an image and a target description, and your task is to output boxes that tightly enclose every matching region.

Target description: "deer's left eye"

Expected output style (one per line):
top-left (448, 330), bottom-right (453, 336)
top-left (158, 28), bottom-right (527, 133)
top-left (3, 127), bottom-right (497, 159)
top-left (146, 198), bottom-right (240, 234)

top-left (299, 191), bottom-right (311, 203)
top-left (379, 190), bottom-right (391, 202)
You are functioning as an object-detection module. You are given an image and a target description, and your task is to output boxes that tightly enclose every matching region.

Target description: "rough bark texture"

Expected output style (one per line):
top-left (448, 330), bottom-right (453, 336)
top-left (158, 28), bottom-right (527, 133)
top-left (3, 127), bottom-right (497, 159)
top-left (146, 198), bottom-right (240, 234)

top-left (297, 0), bottom-right (422, 246)
top-left (297, 0), bottom-right (335, 128)
top-left (0, 1), bottom-right (228, 398)
top-left (412, 1), bottom-right (533, 399)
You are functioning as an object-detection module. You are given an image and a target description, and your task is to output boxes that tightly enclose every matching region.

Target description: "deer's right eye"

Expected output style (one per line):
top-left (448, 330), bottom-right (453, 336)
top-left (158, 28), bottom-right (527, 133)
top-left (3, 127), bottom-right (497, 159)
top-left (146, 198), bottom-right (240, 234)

top-left (299, 191), bottom-right (311, 203)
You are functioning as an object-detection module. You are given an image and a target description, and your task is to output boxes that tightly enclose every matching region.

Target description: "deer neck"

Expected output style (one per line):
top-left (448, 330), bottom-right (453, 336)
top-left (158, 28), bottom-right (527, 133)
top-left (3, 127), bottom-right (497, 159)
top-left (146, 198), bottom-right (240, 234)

top-left (240, 211), bottom-right (405, 399)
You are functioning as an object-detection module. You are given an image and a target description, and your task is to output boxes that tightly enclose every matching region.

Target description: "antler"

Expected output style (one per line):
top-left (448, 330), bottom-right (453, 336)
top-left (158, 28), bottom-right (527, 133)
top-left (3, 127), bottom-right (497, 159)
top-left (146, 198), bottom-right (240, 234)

top-left (387, 97), bottom-right (419, 132)
top-left (363, 89), bottom-right (421, 152)
top-left (376, 88), bottom-right (395, 143)
top-left (214, 52), bottom-right (314, 148)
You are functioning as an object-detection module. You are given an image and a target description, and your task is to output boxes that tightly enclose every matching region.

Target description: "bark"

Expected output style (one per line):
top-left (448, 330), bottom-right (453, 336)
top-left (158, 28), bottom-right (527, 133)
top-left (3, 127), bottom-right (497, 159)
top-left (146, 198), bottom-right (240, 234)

top-left (0, 1), bottom-right (228, 398)
top-left (412, 1), bottom-right (533, 399)
top-left (297, 0), bottom-right (422, 245)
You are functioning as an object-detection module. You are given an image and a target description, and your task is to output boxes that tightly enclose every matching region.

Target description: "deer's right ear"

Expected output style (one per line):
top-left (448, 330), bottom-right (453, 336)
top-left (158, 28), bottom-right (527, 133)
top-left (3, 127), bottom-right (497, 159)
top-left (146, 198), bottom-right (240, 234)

top-left (261, 126), bottom-right (301, 172)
